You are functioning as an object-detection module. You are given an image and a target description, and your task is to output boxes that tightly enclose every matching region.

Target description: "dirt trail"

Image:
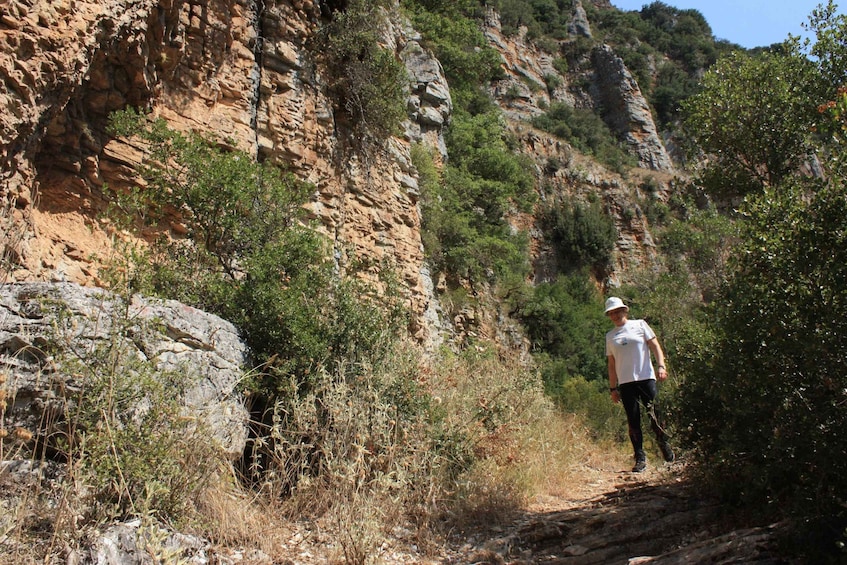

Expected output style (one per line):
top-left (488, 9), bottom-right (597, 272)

top-left (447, 463), bottom-right (792, 565)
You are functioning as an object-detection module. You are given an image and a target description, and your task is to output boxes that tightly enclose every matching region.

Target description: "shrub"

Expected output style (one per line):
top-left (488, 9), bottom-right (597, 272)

top-left (555, 375), bottom-right (627, 442)
top-left (413, 111), bottom-right (535, 285)
top-left (106, 109), bottom-right (406, 396)
top-left (403, 1), bottom-right (503, 93)
top-left (514, 272), bottom-right (608, 389)
top-left (312, 0), bottom-right (408, 152)
top-left (657, 196), bottom-right (738, 301)
top-left (678, 175), bottom-right (847, 555)
top-left (531, 102), bottom-right (636, 171)
top-left (681, 49), bottom-right (819, 198)
top-left (544, 73), bottom-right (563, 94)
top-left (37, 298), bottom-right (224, 527)
top-left (542, 198), bottom-right (617, 273)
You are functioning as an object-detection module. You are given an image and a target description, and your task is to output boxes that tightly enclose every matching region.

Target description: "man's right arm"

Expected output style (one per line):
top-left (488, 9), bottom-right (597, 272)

top-left (608, 355), bottom-right (620, 403)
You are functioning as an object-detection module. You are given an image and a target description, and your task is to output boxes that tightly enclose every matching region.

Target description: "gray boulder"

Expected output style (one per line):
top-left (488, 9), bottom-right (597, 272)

top-left (0, 282), bottom-right (250, 459)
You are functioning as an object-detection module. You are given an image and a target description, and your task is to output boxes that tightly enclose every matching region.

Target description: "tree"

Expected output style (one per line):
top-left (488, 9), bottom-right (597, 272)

top-left (107, 109), bottom-right (404, 394)
top-left (807, 0), bottom-right (847, 96)
top-left (515, 272), bottom-right (608, 394)
top-left (678, 172), bottom-right (847, 554)
top-left (677, 80), bottom-right (847, 558)
top-left (682, 48), bottom-right (818, 198)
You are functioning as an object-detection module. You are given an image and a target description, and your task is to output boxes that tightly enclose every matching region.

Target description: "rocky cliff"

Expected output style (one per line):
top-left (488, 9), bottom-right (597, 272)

top-left (0, 0), bottom-right (672, 345)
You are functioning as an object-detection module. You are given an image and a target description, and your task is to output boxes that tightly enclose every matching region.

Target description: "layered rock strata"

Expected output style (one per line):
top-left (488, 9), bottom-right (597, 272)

top-left (0, 0), bottom-right (453, 343)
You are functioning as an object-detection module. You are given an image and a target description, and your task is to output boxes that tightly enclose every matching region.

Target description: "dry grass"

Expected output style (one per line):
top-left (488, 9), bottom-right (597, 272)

top-left (0, 195), bottom-right (27, 284)
top-left (0, 328), bottom-right (630, 564)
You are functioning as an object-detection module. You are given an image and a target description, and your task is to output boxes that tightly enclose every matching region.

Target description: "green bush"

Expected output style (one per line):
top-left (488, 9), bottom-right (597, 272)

top-left (542, 198), bottom-right (617, 273)
top-left (403, 1), bottom-right (503, 93)
top-left (413, 110), bottom-right (535, 285)
top-left (657, 195), bottom-right (738, 301)
top-left (651, 62), bottom-right (701, 128)
top-left (531, 102), bottom-right (636, 171)
top-left (555, 375), bottom-right (626, 442)
top-left (514, 272), bottom-right (608, 389)
top-left (678, 175), bottom-right (847, 554)
top-left (107, 109), bottom-right (405, 396)
top-left (312, 0), bottom-right (408, 151)
top-left (681, 49), bottom-right (818, 198)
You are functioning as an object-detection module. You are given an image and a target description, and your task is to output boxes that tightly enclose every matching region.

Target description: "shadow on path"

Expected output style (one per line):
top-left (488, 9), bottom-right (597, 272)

top-left (458, 469), bottom-right (794, 564)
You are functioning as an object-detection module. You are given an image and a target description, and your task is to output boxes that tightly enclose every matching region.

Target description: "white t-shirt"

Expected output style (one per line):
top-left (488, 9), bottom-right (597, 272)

top-left (605, 319), bottom-right (657, 385)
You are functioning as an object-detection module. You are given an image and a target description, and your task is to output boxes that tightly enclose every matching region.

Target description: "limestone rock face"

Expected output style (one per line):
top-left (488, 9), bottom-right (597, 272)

top-left (568, 0), bottom-right (593, 38)
top-left (482, 10), bottom-right (672, 177)
top-left (591, 44), bottom-right (674, 172)
top-left (0, 0), bottom-right (450, 343)
top-left (0, 0), bottom-right (666, 346)
top-left (483, 9), bottom-right (567, 122)
top-left (0, 282), bottom-right (250, 458)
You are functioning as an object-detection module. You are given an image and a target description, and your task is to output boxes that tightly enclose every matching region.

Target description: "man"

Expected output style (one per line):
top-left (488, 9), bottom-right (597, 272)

top-left (604, 296), bottom-right (674, 472)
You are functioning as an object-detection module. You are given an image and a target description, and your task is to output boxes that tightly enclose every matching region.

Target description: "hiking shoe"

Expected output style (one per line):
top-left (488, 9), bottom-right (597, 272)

top-left (632, 459), bottom-right (647, 473)
top-left (659, 441), bottom-right (675, 463)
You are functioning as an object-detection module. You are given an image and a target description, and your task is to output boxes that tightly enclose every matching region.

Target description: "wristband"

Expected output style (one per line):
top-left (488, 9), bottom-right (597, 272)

top-left (609, 387), bottom-right (617, 392)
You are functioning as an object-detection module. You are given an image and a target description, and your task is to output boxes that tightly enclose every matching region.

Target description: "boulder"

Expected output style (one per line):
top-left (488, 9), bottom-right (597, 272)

top-left (0, 282), bottom-right (250, 459)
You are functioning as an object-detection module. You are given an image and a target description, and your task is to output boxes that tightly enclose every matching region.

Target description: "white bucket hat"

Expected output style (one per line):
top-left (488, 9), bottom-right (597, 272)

top-left (604, 296), bottom-right (629, 314)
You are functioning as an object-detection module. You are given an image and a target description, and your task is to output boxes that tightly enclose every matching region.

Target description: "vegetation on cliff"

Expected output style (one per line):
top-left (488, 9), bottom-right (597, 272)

top-left (409, 0), bottom-right (847, 557)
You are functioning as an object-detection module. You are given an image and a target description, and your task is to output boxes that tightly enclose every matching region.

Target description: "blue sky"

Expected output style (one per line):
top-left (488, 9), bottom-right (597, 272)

top-left (610, 1), bottom-right (844, 49)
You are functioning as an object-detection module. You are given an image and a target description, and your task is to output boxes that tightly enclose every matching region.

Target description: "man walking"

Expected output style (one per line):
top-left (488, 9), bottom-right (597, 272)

top-left (605, 297), bottom-right (674, 472)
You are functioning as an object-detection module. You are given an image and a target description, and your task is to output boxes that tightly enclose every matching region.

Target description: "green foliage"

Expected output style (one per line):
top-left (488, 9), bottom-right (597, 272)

top-left (402, 0), bottom-right (503, 96)
top-left (670, 14), bottom-right (847, 556)
top-left (682, 49), bottom-right (818, 197)
top-left (657, 194), bottom-right (738, 301)
top-left (678, 173), bottom-right (847, 554)
top-left (542, 198), bottom-right (617, 273)
top-left (531, 102), bottom-right (636, 171)
top-left (497, 0), bottom-right (576, 40)
top-left (807, 1), bottom-right (847, 98)
top-left (651, 61), bottom-right (701, 128)
top-left (312, 0), bottom-right (408, 151)
top-left (590, 1), bottom-right (738, 129)
top-left (514, 272), bottom-right (608, 390)
top-left (552, 56), bottom-right (569, 75)
top-left (413, 111), bottom-right (536, 284)
top-left (107, 109), bottom-right (405, 395)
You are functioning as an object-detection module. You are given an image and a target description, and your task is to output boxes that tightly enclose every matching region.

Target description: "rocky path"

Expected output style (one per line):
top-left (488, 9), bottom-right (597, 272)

top-left (447, 463), bottom-right (793, 565)
top-left (251, 460), bottom-right (796, 564)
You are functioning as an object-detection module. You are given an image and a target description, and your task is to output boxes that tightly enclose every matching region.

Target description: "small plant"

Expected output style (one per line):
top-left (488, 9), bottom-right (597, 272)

top-left (543, 72), bottom-right (563, 94)
top-left (541, 198), bottom-right (617, 273)
top-left (313, 0), bottom-right (408, 153)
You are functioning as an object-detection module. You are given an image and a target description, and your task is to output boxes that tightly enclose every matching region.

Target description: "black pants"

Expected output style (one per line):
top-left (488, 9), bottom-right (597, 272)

top-left (618, 379), bottom-right (667, 462)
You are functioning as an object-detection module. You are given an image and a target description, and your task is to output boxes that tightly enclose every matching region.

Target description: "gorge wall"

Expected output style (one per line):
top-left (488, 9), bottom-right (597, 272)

top-left (0, 0), bottom-right (672, 346)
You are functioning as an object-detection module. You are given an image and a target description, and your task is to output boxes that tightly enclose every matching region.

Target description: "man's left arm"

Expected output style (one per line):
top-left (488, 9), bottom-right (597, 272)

top-left (647, 337), bottom-right (668, 381)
